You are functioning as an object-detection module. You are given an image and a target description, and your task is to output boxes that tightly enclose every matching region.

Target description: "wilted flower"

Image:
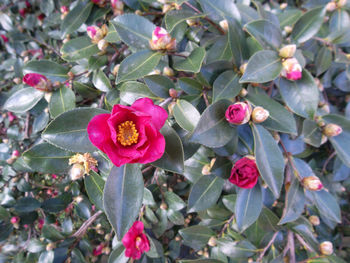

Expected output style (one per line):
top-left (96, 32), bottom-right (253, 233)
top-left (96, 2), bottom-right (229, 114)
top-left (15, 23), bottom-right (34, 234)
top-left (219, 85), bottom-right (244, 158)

top-left (252, 106), bottom-right (269, 123)
top-left (323, 123), bottom-right (343, 137)
top-left (319, 241), bottom-right (333, 255)
top-left (281, 58), bottom-right (302, 81)
top-left (122, 221), bottom-right (150, 259)
top-left (225, 102), bottom-right (252, 125)
top-left (149, 27), bottom-right (176, 52)
top-left (229, 156), bottom-right (260, 189)
top-left (302, 176), bottom-right (323, 191)
top-left (69, 153), bottom-right (98, 176)
top-left (279, 44), bottom-right (297, 58)
top-left (23, 73), bottom-right (51, 92)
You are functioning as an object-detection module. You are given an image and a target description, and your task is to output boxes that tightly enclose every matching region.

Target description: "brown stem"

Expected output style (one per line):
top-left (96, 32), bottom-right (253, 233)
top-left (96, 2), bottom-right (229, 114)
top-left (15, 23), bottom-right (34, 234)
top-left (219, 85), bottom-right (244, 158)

top-left (288, 231), bottom-right (296, 263)
top-left (280, 140), bottom-right (302, 181)
top-left (24, 112), bottom-right (31, 139)
top-left (168, 52), bottom-right (188, 58)
top-left (257, 231), bottom-right (279, 262)
top-left (71, 210), bottom-right (103, 238)
top-left (98, 93), bottom-right (106, 108)
top-left (295, 234), bottom-right (315, 253)
top-left (219, 214), bottom-right (235, 236)
top-left (322, 151), bottom-right (336, 174)
top-left (28, 35), bottom-right (62, 57)
top-left (203, 89), bottom-right (210, 107)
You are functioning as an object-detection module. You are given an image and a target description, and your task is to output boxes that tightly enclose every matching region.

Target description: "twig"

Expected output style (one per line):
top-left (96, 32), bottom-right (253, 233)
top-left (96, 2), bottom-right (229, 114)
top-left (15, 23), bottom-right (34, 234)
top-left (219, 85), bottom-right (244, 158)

top-left (257, 232), bottom-right (279, 262)
top-left (280, 140), bottom-right (303, 181)
top-left (142, 166), bottom-right (154, 174)
top-left (322, 151), bottom-right (336, 174)
top-left (24, 112), bottom-right (31, 139)
top-left (288, 231), bottom-right (296, 263)
top-left (295, 234), bottom-right (315, 253)
top-left (219, 214), bottom-right (235, 236)
top-left (98, 93), bottom-right (106, 108)
top-left (28, 35), bottom-right (62, 58)
top-left (140, 11), bottom-right (163, 16)
top-left (203, 89), bottom-right (210, 107)
top-left (159, 97), bottom-right (173, 107)
top-left (71, 210), bottom-right (103, 238)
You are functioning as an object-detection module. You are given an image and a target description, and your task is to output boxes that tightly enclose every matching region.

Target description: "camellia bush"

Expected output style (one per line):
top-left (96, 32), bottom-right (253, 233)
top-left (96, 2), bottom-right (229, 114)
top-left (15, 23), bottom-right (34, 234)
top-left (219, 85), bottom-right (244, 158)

top-left (1, 0), bottom-right (350, 262)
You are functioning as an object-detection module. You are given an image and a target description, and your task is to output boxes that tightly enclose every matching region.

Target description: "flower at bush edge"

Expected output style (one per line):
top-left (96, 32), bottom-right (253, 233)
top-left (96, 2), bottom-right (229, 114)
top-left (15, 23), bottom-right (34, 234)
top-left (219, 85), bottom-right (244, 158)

top-left (122, 221), bottom-right (150, 259)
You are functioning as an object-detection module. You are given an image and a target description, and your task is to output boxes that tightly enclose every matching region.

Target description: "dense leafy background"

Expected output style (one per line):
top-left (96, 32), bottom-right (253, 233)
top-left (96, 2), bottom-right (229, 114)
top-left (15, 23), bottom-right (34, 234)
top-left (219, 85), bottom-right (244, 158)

top-left (1, 0), bottom-right (350, 262)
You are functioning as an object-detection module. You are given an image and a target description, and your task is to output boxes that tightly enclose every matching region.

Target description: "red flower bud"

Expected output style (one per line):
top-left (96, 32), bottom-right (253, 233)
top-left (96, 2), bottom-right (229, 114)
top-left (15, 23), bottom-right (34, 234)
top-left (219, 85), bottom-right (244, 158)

top-left (12, 150), bottom-right (20, 158)
top-left (37, 14), bottom-right (45, 21)
top-left (122, 221), bottom-right (150, 260)
top-left (281, 58), bottom-right (302, 81)
top-left (37, 218), bottom-right (44, 230)
top-left (302, 176), bottom-right (323, 191)
top-left (225, 102), bottom-right (252, 125)
top-left (51, 174), bottom-right (58, 179)
top-left (93, 244), bottom-right (104, 256)
top-left (149, 27), bottom-right (176, 51)
top-left (229, 156), bottom-right (260, 189)
top-left (1, 34), bottom-right (9, 43)
top-left (19, 8), bottom-right (27, 17)
top-left (11, 216), bottom-right (20, 224)
top-left (23, 73), bottom-right (51, 92)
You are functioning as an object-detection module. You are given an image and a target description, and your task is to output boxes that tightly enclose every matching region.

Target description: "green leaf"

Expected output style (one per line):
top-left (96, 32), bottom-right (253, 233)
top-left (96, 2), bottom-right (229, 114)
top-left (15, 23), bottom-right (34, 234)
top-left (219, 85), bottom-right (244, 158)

top-left (179, 260), bottom-right (223, 263)
top-left (108, 245), bottom-right (129, 263)
top-left (207, 35), bottom-right (232, 63)
top-left (276, 70), bottom-right (319, 119)
top-left (117, 50), bottom-right (162, 83)
top-left (23, 60), bottom-right (69, 82)
top-left (152, 123), bottom-right (185, 174)
top-left (112, 14), bottom-right (155, 50)
top-left (23, 142), bottom-right (73, 174)
top-left (240, 50), bottom-right (282, 83)
top-left (41, 198), bottom-right (66, 213)
top-left (164, 191), bottom-right (186, 211)
top-left (167, 209), bottom-right (185, 225)
top-left (42, 108), bottom-right (109, 153)
top-left (228, 18), bottom-right (248, 66)
top-left (105, 22), bottom-right (121, 43)
top-left (188, 175), bottom-right (224, 212)
top-left (235, 184), bottom-right (263, 232)
top-left (38, 251), bottom-right (54, 263)
top-left (103, 164), bottom-right (144, 239)
top-left (291, 6), bottom-right (326, 44)
top-left (222, 194), bottom-right (237, 213)
top-left (302, 119), bottom-right (322, 147)
top-left (85, 171), bottom-right (105, 211)
top-left (278, 178), bottom-right (305, 225)
top-left (199, 0), bottom-right (241, 22)
top-left (61, 1), bottom-right (93, 36)
top-left (92, 69), bottom-right (112, 92)
top-left (178, 77), bottom-right (203, 95)
top-left (120, 81), bottom-right (158, 105)
top-left (165, 10), bottom-right (205, 33)
top-left (213, 70), bottom-right (241, 102)
top-left (61, 36), bottom-right (99, 62)
top-left (49, 87), bottom-right (76, 118)
top-left (217, 237), bottom-right (256, 258)
top-left (173, 47), bottom-right (206, 73)
top-left (179, 225), bottom-right (215, 250)
top-left (173, 99), bottom-right (200, 132)
top-left (89, 56), bottom-right (108, 71)
top-left (144, 75), bottom-right (175, 98)
top-left (14, 197), bottom-right (41, 213)
top-left (190, 100), bottom-right (234, 148)
top-left (251, 124), bottom-right (284, 198)
top-left (40, 0), bottom-right (54, 15)
top-left (42, 225), bottom-right (65, 241)
top-left (315, 46), bottom-right (332, 76)
top-left (246, 88), bottom-right (297, 135)
top-left (323, 114), bottom-right (350, 167)
top-left (4, 87), bottom-right (44, 113)
top-left (244, 19), bottom-right (282, 50)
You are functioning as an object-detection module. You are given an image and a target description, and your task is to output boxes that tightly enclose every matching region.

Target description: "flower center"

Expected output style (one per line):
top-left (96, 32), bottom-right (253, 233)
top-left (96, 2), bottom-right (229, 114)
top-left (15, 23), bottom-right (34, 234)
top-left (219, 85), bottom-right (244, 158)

top-left (117, 121), bottom-right (139, 146)
top-left (135, 236), bottom-right (142, 249)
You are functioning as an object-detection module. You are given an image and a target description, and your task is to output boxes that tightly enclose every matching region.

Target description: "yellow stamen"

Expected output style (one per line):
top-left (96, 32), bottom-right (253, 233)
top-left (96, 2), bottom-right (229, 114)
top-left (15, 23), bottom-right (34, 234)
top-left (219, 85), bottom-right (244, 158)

top-left (135, 236), bottom-right (142, 249)
top-left (117, 121), bottom-right (139, 146)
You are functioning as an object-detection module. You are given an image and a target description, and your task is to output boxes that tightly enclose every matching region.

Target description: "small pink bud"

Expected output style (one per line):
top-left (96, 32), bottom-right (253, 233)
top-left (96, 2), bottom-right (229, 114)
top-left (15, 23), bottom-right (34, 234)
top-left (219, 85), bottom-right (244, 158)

top-left (1, 34), bottom-right (9, 43)
top-left (60, 6), bottom-right (69, 13)
top-left (23, 73), bottom-right (51, 92)
top-left (281, 58), bottom-right (302, 81)
top-left (37, 14), bottom-right (45, 21)
top-left (149, 27), bottom-right (176, 51)
top-left (12, 150), bottom-right (20, 158)
top-left (302, 176), bottom-right (323, 191)
top-left (323, 123), bottom-right (342, 137)
top-left (51, 174), bottom-right (58, 179)
top-left (87, 26), bottom-right (105, 43)
top-left (25, 0), bottom-right (31, 8)
top-left (19, 8), bottom-right (27, 17)
top-left (279, 44), bottom-right (297, 58)
top-left (319, 241), bottom-right (333, 255)
top-left (93, 244), bottom-right (104, 256)
top-left (8, 112), bottom-right (16, 122)
top-left (11, 216), bottom-right (20, 224)
top-left (225, 102), bottom-right (252, 125)
top-left (252, 106), bottom-right (269, 123)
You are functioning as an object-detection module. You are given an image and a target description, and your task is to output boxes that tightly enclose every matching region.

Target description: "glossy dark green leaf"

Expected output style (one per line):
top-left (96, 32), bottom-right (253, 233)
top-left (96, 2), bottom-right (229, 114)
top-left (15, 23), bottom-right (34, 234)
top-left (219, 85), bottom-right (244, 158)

top-left (207, 35), bottom-right (232, 63)
top-left (14, 197), bottom-right (41, 213)
top-left (178, 77), bottom-right (203, 95)
top-left (93, 69), bottom-right (112, 92)
top-left (164, 191), bottom-right (186, 211)
top-left (291, 6), bottom-right (326, 44)
top-left (173, 47), bottom-right (206, 73)
top-left (240, 50), bottom-right (282, 83)
top-left (103, 164), bottom-right (144, 239)
top-left (41, 198), bottom-right (66, 213)
top-left (244, 19), bottom-right (282, 49)
top-left (179, 225), bottom-right (215, 250)
top-left (42, 225), bottom-right (65, 241)
top-left (61, 36), bottom-right (99, 62)
top-left (117, 50), bottom-right (162, 83)
top-left (23, 60), bottom-right (69, 82)
top-left (4, 87), bottom-right (44, 113)
top-left (89, 56), bottom-right (108, 71)
top-left (235, 183), bottom-right (263, 232)
top-left (228, 18), bottom-right (248, 67)
top-left (38, 251), bottom-right (54, 263)
top-left (105, 22), bottom-right (121, 43)
top-left (302, 119), bottom-right (322, 147)
top-left (23, 142), bottom-right (73, 174)
top-left (251, 124), bottom-right (284, 198)
top-left (213, 70), bottom-right (241, 102)
top-left (112, 14), bottom-right (155, 50)
top-left (152, 123), bottom-right (184, 174)
top-left (144, 75), bottom-right (175, 98)
top-left (42, 108), bottom-right (109, 153)
top-left (165, 10), bottom-right (204, 33)
top-left (278, 9), bottom-right (302, 28)
top-left (315, 46), bottom-right (332, 76)
top-left (246, 88), bottom-right (297, 135)
top-left (61, 1), bottom-right (93, 36)
top-left (119, 81), bottom-right (158, 105)
top-left (49, 87), bottom-right (76, 118)
top-left (222, 194), bottom-right (237, 213)
top-left (217, 237), bottom-right (256, 258)
top-left (188, 175), bottom-right (224, 212)
top-left (190, 100), bottom-right (234, 148)
top-left (276, 70), bottom-right (319, 119)
top-left (173, 99), bottom-right (200, 132)
top-left (278, 178), bottom-right (305, 225)
top-left (85, 171), bottom-right (105, 211)
top-left (108, 245), bottom-right (128, 263)
top-left (167, 209), bottom-right (185, 225)
top-left (199, 0), bottom-right (241, 22)
top-left (313, 190), bottom-right (341, 223)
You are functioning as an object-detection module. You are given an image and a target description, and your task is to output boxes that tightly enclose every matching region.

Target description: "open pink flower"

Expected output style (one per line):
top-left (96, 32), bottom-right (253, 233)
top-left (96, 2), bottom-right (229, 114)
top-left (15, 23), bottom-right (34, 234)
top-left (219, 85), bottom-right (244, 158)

top-left (23, 73), bottom-right (50, 91)
top-left (1, 34), bottom-right (9, 43)
top-left (87, 98), bottom-right (168, 167)
top-left (229, 156), bottom-right (260, 189)
top-left (225, 102), bottom-right (251, 125)
top-left (122, 221), bottom-right (150, 260)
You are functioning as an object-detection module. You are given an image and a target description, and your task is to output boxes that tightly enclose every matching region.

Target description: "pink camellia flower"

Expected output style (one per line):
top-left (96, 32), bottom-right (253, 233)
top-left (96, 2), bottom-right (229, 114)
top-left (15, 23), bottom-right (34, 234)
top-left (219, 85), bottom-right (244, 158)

top-left (8, 112), bottom-right (16, 122)
top-left (19, 8), bottom-right (27, 17)
top-left (23, 73), bottom-right (51, 91)
top-left (111, 0), bottom-right (124, 15)
top-left (60, 6), bottom-right (69, 13)
top-left (225, 102), bottom-right (252, 125)
top-left (11, 216), bottom-right (20, 224)
top-left (149, 27), bottom-right (176, 51)
top-left (281, 57), bottom-right (302, 81)
top-left (12, 150), bottom-right (20, 158)
top-left (37, 14), bottom-right (45, 21)
top-left (93, 244), bottom-right (104, 256)
top-left (37, 218), bottom-right (44, 230)
top-left (122, 221), bottom-right (150, 260)
top-left (1, 34), bottom-right (9, 43)
top-left (229, 156), bottom-right (260, 189)
top-left (87, 98), bottom-right (168, 167)
top-left (51, 174), bottom-right (58, 179)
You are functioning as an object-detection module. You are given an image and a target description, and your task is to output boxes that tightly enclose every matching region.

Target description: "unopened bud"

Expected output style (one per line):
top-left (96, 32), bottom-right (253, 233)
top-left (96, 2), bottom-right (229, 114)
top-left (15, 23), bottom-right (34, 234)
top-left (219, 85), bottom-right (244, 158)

top-left (169, 88), bottom-right (177, 98)
top-left (148, 69), bottom-right (161, 75)
top-left (135, 10), bottom-right (143, 15)
top-left (219, 20), bottom-right (228, 32)
top-left (208, 236), bottom-right (217, 247)
top-left (338, 0), bottom-right (347, 8)
top-left (309, 215), bottom-right (320, 226)
top-left (239, 63), bottom-right (247, 75)
top-left (252, 106), bottom-right (269, 123)
top-left (102, 247), bottom-right (111, 254)
top-left (12, 150), bottom-right (20, 158)
top-left (44, 92), bottom-right (52, 103)
top-left (323, 123), bottom-right (342, 137)
top-left (202, 164), bottom-right (211, 175)
top-left (186, 19), bottom-right (197, 27)
top-left (284, 26), bottom-right (293, 34)
top-left (70, 163), bottom-right (85, 180)
top-left (302, 176), bottom-right (323, 191)
top-left (97, 39), bottom-right (108, 51)
top-left (74, 195), bottom-right (84, 203)
top-left (11, 216), bottom-right (20, 224)
top-left (46, 243), bottom-right (56, 251)
top-left (13, 77), bottom-right (22, 84)
top-left (112, 64), bottom-right (120, 76)
top-left (319, 241), bottom-right (333, 255)
top-left (163, 66), bottom-right (174, 77)
top-left (175, 236), bottom-right (181, 241)
top-left (160, 202), bottom-right (168, 210)
top-left (279, 44), bottom-right (297, 58)
top-left (280, 3), bottom-right (288, 9)
top-left (239, 88), bottom-right (248, 97)
top-left (326, 2), bottom-right (337, 12)
top-left (162, 4), bottom-right (173, 13)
